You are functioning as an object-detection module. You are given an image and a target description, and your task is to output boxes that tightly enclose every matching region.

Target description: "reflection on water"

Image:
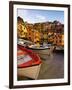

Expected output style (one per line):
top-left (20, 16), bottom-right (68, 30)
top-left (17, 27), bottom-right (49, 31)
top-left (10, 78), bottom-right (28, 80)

top-left (38, 51), bottom-right (64, 79)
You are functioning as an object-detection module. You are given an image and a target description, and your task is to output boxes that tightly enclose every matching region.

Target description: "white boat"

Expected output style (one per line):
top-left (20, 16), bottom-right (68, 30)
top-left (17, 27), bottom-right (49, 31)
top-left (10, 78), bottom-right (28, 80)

top-left (28, 44), bottom-right (54, 59)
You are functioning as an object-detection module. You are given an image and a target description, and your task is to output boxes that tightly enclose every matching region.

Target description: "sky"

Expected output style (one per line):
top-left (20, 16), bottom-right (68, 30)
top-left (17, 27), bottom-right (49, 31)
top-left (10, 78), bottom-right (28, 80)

top-left (17, 9), bottom-right (64, 24)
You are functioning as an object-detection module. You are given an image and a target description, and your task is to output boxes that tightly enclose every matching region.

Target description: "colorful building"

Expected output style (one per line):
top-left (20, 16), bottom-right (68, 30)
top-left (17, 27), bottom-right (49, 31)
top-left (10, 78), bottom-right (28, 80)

top-left (17, 17), bottom-right (64, 48)
top-left (17, 17), bottom-right (28, 39)
top-left (48, 32), bottom-right (54, 43)
top-left (33, 30), bottom-right (41, 47)
top-left (53, 33), bottom-right (64, 46)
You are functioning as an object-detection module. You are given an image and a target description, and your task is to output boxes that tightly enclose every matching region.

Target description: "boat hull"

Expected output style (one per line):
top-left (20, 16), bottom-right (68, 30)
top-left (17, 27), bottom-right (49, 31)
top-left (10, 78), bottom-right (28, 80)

top-left (18, 64), bottom-right (41, 79)
top-left (17, 44), bottom-right (42, 79)
top-left (31, 46), bottom-right (54, 59)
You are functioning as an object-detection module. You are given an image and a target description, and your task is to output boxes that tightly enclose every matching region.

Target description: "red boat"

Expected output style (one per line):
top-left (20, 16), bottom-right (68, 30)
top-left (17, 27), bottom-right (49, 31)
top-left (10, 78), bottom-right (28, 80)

top-left (17, 44), bottom-right (42, 79)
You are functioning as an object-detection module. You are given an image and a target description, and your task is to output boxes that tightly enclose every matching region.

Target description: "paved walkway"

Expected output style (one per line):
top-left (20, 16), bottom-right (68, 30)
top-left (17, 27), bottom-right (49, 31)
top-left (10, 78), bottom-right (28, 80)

top-left (38, 52), bottom-right (64, 79)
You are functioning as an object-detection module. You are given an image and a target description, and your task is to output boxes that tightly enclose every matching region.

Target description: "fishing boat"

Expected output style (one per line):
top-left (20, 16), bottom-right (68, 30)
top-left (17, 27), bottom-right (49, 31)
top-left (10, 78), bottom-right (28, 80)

top-left (27, 44), bottom-right (54, 59)
top-left (17, 39), bottom-right (54, 59)
top-left (17, 44), bottom-right (42, 79)
top-left (53, 46), bottom-right (64, 53)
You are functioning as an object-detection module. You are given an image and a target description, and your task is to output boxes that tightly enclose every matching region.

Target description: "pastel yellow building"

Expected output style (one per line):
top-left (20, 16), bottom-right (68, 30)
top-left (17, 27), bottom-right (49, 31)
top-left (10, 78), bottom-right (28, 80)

top-left (17, 17), bottom-right (28, 39)
top-left (48, 32), bottom-right (54, 43)
top-left (33, 31), bottom-right (41, 47)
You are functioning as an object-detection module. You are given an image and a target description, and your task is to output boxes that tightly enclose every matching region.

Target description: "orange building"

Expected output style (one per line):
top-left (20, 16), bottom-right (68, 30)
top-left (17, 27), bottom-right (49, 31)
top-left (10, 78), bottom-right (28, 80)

top-left (27, 28), bottom-right (34, 42)
top-left (26, 25), bottom-right (41, 47)
top-left (53, 33), bottom-right (64, 46)
top-left (48, 32), bottom-right (54, 43)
